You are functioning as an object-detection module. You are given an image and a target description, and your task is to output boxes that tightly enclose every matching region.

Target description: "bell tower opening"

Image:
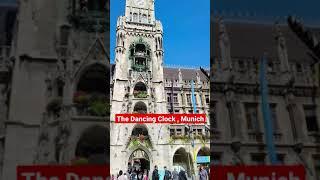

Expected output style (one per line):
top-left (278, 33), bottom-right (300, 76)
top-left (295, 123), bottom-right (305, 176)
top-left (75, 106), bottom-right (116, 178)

top-left (133, 101), bottom-right (147, 114)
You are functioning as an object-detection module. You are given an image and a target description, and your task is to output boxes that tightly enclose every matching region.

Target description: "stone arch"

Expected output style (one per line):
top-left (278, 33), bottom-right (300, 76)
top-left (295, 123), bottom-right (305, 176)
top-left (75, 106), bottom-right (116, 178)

top-left (74, 62), bottom-right (108, 93)
top-left (133, 101), bottom-right (147, 114)
top-left (127, 146), bottom-right (153, 172)
top-left (172, 147), bottom-right (194, 177)
top-left (74, 125), bottom-right (109, 165)
top-left (133, 82), bottom-right (148, 98)
top-left (131, 124), bottom-right (149, 136)
top-left (197, 146), bottom-right (210, 156)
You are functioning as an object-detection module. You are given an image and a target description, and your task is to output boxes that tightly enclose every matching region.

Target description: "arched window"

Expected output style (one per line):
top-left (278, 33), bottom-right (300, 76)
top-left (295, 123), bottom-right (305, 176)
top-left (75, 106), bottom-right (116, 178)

top-left (173, 148), bottom-right (194, 177)
top-left (131, 124), bottom-right (149, 136)
top-left (133, 13), bottom-right (138, 22)
top-left (135, 44), bottom-right (146, 53)
top-left (133, 101), bottom-right (147, 113)
top-left (77, 64), bottom-right (107, 94)
top-left (75, 125), bottom-right (109, 165)
top-left (133, 82), bottom-right (147, 98)
top-left (142, 14), bottom-right (147, 23)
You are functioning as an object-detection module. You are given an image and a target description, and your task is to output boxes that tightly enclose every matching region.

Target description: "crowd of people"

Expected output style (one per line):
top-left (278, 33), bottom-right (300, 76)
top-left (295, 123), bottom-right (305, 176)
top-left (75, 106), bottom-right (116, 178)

top-left (112, 165), bottom-right (209, 180)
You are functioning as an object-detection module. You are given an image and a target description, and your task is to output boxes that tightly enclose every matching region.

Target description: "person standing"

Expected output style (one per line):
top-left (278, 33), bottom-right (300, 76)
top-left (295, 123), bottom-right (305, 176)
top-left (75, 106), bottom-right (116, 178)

top-left (178, 169), bottom-right (187, 180)
top-left (172, 168), bottom-right (179, 180)
top-left (199, 166), bottom-right (208, 180)
top-left (164, 166), bottom-right (172, 180)
top-left (152, 165), bottom-right (160, 180)
top-left (118, 170), bottom-right (127, 180)
top-left (143, 170), bottom-right (149, 180)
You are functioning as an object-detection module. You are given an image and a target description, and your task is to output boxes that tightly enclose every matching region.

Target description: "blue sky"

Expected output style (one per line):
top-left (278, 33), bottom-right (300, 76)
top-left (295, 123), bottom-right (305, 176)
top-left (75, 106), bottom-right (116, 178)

top-left (110, 0), bottom-right (210, 68)
top-left (214, 0), bottom-right (320, 25)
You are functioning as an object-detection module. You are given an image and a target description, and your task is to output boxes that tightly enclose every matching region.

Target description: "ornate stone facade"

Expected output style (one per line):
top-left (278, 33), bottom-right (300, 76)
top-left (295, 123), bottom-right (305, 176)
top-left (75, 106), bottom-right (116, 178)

top-left (110, 0), bottom-right (210, 177)
top-left (212, 17), bottom-right (320, 179)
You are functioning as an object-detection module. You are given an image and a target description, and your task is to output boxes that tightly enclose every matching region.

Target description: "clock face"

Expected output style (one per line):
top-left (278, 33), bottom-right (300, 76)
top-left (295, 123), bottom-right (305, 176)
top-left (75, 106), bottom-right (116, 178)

top-left (134, 0), bottom-right (145, 7)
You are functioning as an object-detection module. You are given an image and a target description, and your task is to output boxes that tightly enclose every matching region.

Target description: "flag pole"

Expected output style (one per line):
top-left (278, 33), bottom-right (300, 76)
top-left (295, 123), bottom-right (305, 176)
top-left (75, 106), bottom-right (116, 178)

top-left (260, 53), bottom-right (278, 165)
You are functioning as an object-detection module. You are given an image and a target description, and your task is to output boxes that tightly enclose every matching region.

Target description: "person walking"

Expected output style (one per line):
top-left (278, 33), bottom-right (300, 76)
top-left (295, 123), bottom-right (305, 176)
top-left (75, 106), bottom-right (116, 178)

top-left (164, 166), bottom-right (172, 180)
top-left (172, 168), bottom-right (179, 180)
top-left (143, 170), bottom-right (149, 180)
top-left (118, 170), bottom-right (127, 180)
top-left (152, 165), bottom-right (160, 180)
top-left (131, 170), bottom-right (138, 180)
top-left (199, 166), bottom-right (208, 180)
top-left (178, 169), bottom-right (187, 180)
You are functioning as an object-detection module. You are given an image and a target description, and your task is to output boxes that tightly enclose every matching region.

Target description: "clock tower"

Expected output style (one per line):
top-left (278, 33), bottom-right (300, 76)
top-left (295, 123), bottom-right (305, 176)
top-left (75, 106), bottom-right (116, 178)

top-left (110, 0), bottom-right (168, 175)
top-left (125, 0), bottom-right (155, 24)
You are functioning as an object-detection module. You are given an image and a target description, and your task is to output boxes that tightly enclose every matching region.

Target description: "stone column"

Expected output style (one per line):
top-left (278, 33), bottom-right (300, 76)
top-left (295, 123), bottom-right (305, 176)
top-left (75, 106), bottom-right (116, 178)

top-left (285, 92), bottom-right (308, 143)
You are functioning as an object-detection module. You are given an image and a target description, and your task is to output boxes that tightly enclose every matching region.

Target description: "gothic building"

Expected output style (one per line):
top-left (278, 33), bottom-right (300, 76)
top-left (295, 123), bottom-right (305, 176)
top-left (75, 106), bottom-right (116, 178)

top-left (110, 0), bottom-right (210, 177)
top-left (0, 0), bottom-right (110, 179)
top-left (212, 17), bottom-right (320, 179)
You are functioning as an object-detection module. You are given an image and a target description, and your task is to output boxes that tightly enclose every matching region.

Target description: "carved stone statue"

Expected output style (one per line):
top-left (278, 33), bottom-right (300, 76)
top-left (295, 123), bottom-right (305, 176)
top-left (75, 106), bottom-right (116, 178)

top-left (55, 107), bottom-right (72, 164)
top-left (196, 71), bottom-right (201, 84)
top-left (218, 18), bottom-right (232, 70)
top-left (121, 103), bottom-right (127, 113)
top-left (34, 113), bottom-right (52, 164)
top-left (275, 23), bottom-right (289, 73)
top-left (178, 69), bottom-right (183, 84)
top-left (225, 89), bottom-right (243, 140)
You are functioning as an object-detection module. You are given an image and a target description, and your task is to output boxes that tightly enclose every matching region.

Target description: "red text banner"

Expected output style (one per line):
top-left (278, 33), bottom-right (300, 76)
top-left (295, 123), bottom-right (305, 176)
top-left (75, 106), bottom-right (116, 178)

top-left (115, 114), bottom-right (207, 124)
top-left (210, 165), bottom-right (305, 180)
top-left (17, 165), bottom-right (109, 180)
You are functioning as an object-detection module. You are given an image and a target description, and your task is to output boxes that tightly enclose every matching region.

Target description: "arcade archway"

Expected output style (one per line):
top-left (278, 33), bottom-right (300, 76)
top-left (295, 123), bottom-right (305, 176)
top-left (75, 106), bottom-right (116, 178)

top-left (173, 147), bottom-right (194, 177)
top-left (128, 149), bottom-right (150, 173)
top-left (197, 147), bottom-right (210, 169)
top-left (75, 125), bottom-right (109, 165)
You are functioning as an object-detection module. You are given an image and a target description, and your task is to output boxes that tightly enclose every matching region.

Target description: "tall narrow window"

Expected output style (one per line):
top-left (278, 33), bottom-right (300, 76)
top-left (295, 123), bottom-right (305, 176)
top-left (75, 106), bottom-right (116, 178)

top-left (245, 103), bottom-right (259, 131)
top-left (205, 95), bottom-right (210, 105)
top-left (304, 105), bottom-right (318, 132)
top-left (173, 93), bottom-right (178, 103)
top-left (142, 14), bottom-right (147, 23)
top-left (133, 13), bottom-right (138, 22)
top-left (270, 104), bottom-right (279, 131)
top-left (167, 93), bottom-right (172, 103)
top-left (186, 94), bottom-right (191, 104)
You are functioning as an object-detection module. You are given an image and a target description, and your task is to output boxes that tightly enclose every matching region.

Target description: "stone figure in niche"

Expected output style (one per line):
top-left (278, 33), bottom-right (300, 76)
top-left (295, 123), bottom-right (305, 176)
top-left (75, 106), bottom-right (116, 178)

top-left (55, 109), bottom-right (72, 164)
top-left (34, 113), bottom-right (52, 164)
top-left (225, 90), bottom-right (242, 139)
top-left (219, 18), bottom-right (232, 70)
top-left (275, 23), bottom-right (289, 72)
top-left (55, 124), bottom-right (71, 164)
top-left (121, 103), bottom-right (127, 113)
top-left (178, 69), bottom-right (183, 83)
top-left (196, 71), bottom-right (201, 84)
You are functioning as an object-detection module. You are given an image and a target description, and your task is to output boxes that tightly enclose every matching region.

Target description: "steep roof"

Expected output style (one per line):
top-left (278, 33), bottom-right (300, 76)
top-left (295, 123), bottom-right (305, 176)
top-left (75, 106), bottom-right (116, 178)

top-left (213, 20), bottom-right (320, 63)
top-left (163, 67), bottom-right (209, 81)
